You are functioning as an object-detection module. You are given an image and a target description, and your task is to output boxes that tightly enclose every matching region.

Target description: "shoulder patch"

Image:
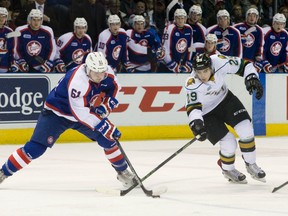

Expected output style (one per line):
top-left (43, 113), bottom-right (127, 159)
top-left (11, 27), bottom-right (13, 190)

top-left (217, 54), bottom-right (227, 59)
top-left (186, 77), bottom-right (195, 86)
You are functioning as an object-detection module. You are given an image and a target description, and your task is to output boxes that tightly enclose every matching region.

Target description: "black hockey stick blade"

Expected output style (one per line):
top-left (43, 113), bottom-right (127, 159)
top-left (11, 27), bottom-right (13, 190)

top-left (115, 139), bottom-right (163, 198)
top-left (272, 181), bottom-right (288, 193)
top-left (120, 137), bottom-right (199, 196)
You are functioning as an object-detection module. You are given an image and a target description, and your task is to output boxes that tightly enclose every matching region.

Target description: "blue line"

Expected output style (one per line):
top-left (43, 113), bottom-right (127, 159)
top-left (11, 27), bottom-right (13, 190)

top-left (252, 73), bottom-right (266, 136)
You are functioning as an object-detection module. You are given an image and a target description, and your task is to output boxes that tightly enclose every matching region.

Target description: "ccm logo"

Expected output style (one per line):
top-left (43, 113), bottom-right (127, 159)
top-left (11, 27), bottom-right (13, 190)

top-left (114, 86), bottom-right (185, 112)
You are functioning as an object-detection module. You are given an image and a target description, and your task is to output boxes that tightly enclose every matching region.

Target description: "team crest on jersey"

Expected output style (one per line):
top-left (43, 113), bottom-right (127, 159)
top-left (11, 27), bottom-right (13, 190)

top-left (26, 41), bottom-right (42, 56)
top-left (219, 38), bottom-right (230, 52)
top-left (270, 41), bottom-right (282, 56)
top-left (112, 45), bottom-right (121, 60)
top-left (72, 49), bottom-right (85, 64)
top-left (139, 39), bottom-right (148, 46)
top-left (176, 38), bottom-right (187, 53)
top-left (186, 77), bottom-right (195, 86)
top-left (243, 34), bottom-right (255, 48)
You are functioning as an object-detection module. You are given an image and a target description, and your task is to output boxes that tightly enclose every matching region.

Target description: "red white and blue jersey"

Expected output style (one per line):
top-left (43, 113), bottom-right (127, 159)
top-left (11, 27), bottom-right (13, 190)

top-left (44, 64), bottom-right (120, 130)
top-left (189, 22), bottom-right (206, 43)
top-left (234, 22), bottom-right (264, 62)
top-left (56, 32), bottom-right (92, 71)
top-left (126, 29), bottom-right (161, 71)
top-left (14, 24), bottom-right (56, 70)
top-left (262, 27), bottom-right (288, 67)
top-left (0, 26), bottom-right (15, 72)
top-left (163, 23), bottom-right (193, 65)
top-left (207, 25), bottom-right (242, 58)
top-left (96, 28), bottom-right (129, 71)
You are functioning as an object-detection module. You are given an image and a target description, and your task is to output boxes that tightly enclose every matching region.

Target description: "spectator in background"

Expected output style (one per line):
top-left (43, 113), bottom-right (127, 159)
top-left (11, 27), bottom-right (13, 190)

top-left (261, 0), bottom-right (274, 26)
top-left (187, 5), bottom-right (206, 43)
top-left (12, 9), bottom-right (57, 73)
top-left (262, 13), bottom-right (288, 73)
top-left (152, 0), bottom-right (166, 39)
top-left (230, 4), bottom-right (244, 25)
top-left (0, 7), bottom-right (15, 72)
top-left (279, 6), bottom-right (288, 31)
top-left (70, 0), bottom-right (107, 48)
top-left (206, 0), bottom-right (226, 27)
top-left (106, 0), bottom-right (129, 30)
top-left (207, 9), bottom-right (243, 58)
top-left (15, 0), bottom-right (60, 37)
top-left (46, 0), bottom-right (71, 36)
top-left (120, 0), bottom-right (135, 19)
top-left (55, 17), bottom-right (92, 73)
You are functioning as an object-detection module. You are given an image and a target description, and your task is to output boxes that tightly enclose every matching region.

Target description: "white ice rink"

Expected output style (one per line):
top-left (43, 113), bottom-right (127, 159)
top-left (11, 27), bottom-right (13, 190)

top-left (0, 137), bottom-right (287, 216)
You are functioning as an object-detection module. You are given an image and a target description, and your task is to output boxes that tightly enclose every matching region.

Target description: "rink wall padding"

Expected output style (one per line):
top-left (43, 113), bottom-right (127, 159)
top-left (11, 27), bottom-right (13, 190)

top-left (0, 73), bottom-right (287, 144)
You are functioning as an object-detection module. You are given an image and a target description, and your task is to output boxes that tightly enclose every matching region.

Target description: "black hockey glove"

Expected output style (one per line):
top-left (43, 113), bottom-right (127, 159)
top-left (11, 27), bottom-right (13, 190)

top-left (245, 74), bottom-right (263, 100)
top-left (189, 119), bottom-right (207, 142)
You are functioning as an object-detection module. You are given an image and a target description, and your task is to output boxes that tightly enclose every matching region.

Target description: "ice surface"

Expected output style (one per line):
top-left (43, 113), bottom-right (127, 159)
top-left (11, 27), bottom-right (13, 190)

top-left (0, 137), bottom-right (287, 216)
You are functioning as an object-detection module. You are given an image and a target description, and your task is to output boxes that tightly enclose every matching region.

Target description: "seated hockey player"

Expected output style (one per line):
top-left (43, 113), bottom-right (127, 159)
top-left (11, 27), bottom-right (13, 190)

top-left (184, 53), bottom-right (266, 184)
top-left (0, 52), bottom-right (136, 188)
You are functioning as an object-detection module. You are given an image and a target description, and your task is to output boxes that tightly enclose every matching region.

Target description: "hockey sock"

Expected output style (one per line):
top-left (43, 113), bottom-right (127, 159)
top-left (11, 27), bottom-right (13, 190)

top-left (1, 141), bottom-right (47, 176)
top-left (104, 145), bottom-right (128, 172)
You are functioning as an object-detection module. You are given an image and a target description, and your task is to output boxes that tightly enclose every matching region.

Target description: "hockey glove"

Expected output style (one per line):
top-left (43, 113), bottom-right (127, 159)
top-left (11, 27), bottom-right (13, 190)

top-left (167, 61), bottom-right (181, 73)
top-left (124, 62), bottom-right (135, 73)
top-left (40, 60), bottom-right (54, 73)
top-left (156, 47), bottom-right (165, 61)
top-left (180, 61), bottom-right (192, 73)
top-left (284, 63), bottom-right (288, 73)
top-left (95, 118), bottom-right (121, 140)
top-left (13, 59), bottom-right (29, 72)
top-left (189, 119), bottom-right (207, 142)
top-left (54, 58), bottom-right (66, 73)
top-left (94, 97), bottom-right (119, 118)
top-left (245, 74), bottom-right (263, 100)
top-left (261, 60), bottom-right (272, 73)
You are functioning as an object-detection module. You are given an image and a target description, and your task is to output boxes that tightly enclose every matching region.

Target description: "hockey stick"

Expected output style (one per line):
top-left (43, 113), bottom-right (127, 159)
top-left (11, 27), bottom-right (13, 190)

top-left (115, 139), bottom-right (162, 198)
top-left (272, 181), bottom-right (288, 193)
top-left (119, 137), bottom-right (198, 196)
top-left (5, 31), bottom-right (21, 39)
top-left (64, 50), bottom-right (90, 70)
top-left (241, 26), bottom-right (257, 39)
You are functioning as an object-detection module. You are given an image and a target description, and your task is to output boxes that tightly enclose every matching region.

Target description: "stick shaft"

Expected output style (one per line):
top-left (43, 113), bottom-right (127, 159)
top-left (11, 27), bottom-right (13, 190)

top-left (120, 138), bottom-right (198, 196)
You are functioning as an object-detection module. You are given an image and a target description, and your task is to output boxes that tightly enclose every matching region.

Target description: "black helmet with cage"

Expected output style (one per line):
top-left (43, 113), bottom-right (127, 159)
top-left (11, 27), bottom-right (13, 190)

top-left (192, 53), bottom-right (212, 70)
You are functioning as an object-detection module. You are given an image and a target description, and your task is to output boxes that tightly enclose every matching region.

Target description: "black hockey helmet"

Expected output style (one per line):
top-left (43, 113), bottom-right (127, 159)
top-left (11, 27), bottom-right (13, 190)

top-left (192, 53), bottom-right (212, 70)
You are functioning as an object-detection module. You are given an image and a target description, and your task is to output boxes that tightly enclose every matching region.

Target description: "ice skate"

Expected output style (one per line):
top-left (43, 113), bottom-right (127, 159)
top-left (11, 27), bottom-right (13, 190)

top-left (217, 159), bottom-right (247, 184)
top-left (245, 162), bottom-right (266, 183)
top-left (117, 169), bottom-right (137, 188)
top-left (0, 169), bottom-right (7, 184)
top-left (222, 169), bottom-right (247, 184)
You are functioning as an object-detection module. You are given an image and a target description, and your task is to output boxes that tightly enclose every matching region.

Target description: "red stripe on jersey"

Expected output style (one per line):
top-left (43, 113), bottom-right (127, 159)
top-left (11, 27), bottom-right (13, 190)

top-left (17, 148), bottom-right (31, 164)
top-left (8, 155), bottom-right (22, 170)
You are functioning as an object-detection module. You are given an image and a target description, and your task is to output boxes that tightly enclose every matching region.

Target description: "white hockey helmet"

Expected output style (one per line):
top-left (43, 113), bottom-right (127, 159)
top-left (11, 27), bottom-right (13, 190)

top-left (27, 9), bottom-right (43, 22)
top-left (74, 17), bottom-right (88, 32)
top-left (108, 14), bottom-right (121, 25)
top-left (133, 15), bottom-right (145, 27)
top-left (189, 5), bottom-right (202, 15)
top-left (246, 8), bottom-right (259, 19)
top-left (174, 8), bottom-right (187, 19)
top-left (217, 9), bottom-right (230, 18)
top-left (273, 13), bottom-right (286, 23)
top-left (205, 33), bottom-right (218, 43)
top-left (85, 52), bottom-right (108, 73)
top-left (0, 7), bottom-right (8, 17)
